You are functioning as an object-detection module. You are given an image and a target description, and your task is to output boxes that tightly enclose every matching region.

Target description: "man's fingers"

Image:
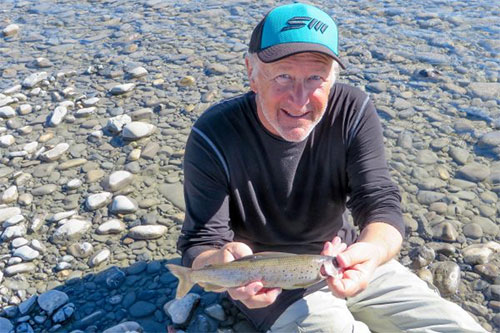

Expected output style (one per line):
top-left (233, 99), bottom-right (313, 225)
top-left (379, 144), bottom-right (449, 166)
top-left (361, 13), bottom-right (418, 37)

top-left (321, 237), bottom-right (347, 257)
top-left (228, 282), bottom-right (281, 308)
top-left (228, 281), bottom-right (263, 300)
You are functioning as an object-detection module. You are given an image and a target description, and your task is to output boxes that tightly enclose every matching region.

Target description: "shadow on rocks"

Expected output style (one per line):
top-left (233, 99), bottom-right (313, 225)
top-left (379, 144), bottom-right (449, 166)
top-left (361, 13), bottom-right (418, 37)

top-left (0, 258), bottom-right (257, 333)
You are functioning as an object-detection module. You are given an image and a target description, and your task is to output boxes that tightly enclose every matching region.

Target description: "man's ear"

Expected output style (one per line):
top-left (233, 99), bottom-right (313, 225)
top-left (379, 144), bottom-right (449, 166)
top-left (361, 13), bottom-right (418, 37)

top-left (245, 56), bottom-right (257, 93)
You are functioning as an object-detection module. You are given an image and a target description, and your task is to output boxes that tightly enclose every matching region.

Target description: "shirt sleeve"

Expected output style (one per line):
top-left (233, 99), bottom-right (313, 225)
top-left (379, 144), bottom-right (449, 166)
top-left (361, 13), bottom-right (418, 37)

top-left (177, 126), bottom-right (234, 267)
top-left (345, 97), bottom-right (405, 238)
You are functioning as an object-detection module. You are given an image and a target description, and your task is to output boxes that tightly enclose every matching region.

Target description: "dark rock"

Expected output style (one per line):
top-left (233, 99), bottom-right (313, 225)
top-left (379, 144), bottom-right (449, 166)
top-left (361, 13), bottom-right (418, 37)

top-left (106, 269), bottom-right (126, 289)
top-left (126, 261), bottom-right (147, 275)
top-left (129, 301), bottom-right (156, 318)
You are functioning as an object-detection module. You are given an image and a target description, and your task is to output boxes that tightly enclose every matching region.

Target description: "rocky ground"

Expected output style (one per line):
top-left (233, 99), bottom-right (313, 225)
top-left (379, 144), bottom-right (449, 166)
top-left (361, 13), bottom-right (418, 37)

top-left (0, 0), bottom-right (499, 332)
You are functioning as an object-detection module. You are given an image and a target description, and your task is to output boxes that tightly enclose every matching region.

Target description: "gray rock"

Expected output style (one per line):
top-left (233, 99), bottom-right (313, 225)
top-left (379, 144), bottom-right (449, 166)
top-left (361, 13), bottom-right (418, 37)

top-left (477, 131), bottom-right (500, 150)
top-left (86, 192), bottom-right (112, 210)
top-left (204, 304), bottom-right (226, 321)
top-left (52, 303), bottom-right (75, 323)
top-left (2, 224), bottom-right (27, 241)
top-left (110, 195), bottom-right (138, 214)
top-left (18, 295), bottom-right (37, 315)
top-left (462, 223), bottom-right (483, 239)
top-left (468, 82), bottom-right (500, 100)
top-left (22, 72), bottom-right (47, 88)
top-left (0, 134), bottom-right (15, 147)
top-left (415, 150), bottom-right (438, 164)
top-left (106, 269), bottom-right (126, 289)
top-left (97, 219), bottom-right (126, 235)
top-left (49, 210), bottom-right (77, 222)
top-left (471, 216), bottom-right (499, 236)
top-left (37, 290), bottom-right (68, 315)
top-left (165, 293), bottom-right (200, 325)
top-left (106, 114), bottom-right (132, 134)
top-left (13, 245), bottom-right (39, 261)
top-left (3, 23), bottom-right (19, 37)
top-left (128, 67), bottom-right (148, 78)
top-left (103, 321), bottom-right (143, 333)
top-left (11, 237), bottom-right (29, 248)
top-left (103, 170), bottom-right (133, 192)
top-left (432, 221), bottom-right (458, 242)
top-left (0, 106), bottom-right (15, 118)
top-left (448, 147), bottom-right (469, 165)
top-left (0, 207), bottom-right (21, 223)
top-left (128, 225), bottom-right (167, 240)
top-left (16, 322), bottom-right (34, 333)
top-left (68, 242), bottom-right (93, 258)
top-left (89, 248), bottom-right (110, 267)
top-left (0, 317), bottom-right (13, 332)
top-left (1, 186), bottom-right (18, 204)
top-left (432, 261), bottom-right (460, 296)
top-left (158, 183), bottom-right (185, 211)
top-left (52, 219), bottom-right (92, 243)
top-left (122, 122), bottom-right (156, 140)
top-left (129, 301), bottom-right (156, 318)
top-left (416, 190), bottom-right (445, 204)
top-left (4, 263), bottom-right (35, 276)
top-left (48, 106), bottom-right (68, 127)
top-left (110, 83), bottom-right (135, 95)
top-left (40, 143), bottom-right (69, 161)
top-left (32, 184), bottom-right (58, 196)
top-left (462, 245), bottom-right (493, 265)
top-left (456, 163), bottom-right (490, 182)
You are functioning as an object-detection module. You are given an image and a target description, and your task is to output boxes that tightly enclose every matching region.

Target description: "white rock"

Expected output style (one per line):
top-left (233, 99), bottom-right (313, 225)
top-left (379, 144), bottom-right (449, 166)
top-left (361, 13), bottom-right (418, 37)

top-left (2, 224), bottom-right (27, 241)
top-left (4, 84), bottom-right (21, 95)
top-left (8, 257), bottom-right (22, 265)
top-left (128, 148), bottom-right (141, 161)
top-left (89, 248), bottom-right (110, 267)
top-left (106, 114), bottom-right (132, 134)
top-left (128, 66), bottom-right (148, 78)
top-left (165, 293), bottom-right (201, 325)
top-left (0, 106), bottom-right (15, 118)
top-left (0, 134), bottom-right (15, 147)
top-left (4, 263), bottom-right (36, 276)
top-left (82, 97), bottom-right (100, 107)
top-left (49, 210), bottom-right (77, 222)
top-left (0, 96), bottom-right (15, 107)
top-left (18, 193), bottom-right (33, 206)
top-left (3, 23), bottom-right (19, 37)
top-left (30, 239), bottom-right (46, 252)
top-left (104, 170), bottom-right (133, 192)
top-left (86, 192), bottom-right (112, 210)
top-left (110, 195), bottom-right (138, 214)
top-left (58, 100), bottom-right (75, 109)
top-left (68, 242), bottom-right (93, 258)
top-left (13, 245), bottom-right (40, 261)
top-left (75, 107), bottom-right (96, 118)
top-left (40, 143), bottom-right (70, 161)
top-left (22, 72), bottom-right (48, 88)
top-left (48, 105), bottom-right (67, 127)
top-left (97, 219), bottom-right (126, 235)
top-left (103, 321), bottom-right (143, 333)
top-left (462, 245), bottom-right (493, 265)
top-left (128, 225), bottom-right (167, 240)
top-left (30, 214), bottom-right (46, 232)
top-left (11, 237), bottom-right (29, 248)
top-left (122, 122), bottom-right (156, 140)
top-left (38, 290), bottom-right (68, 315)
top-left (23, 141), bottom-right (38, 154)
top-left (0, 271), bottom-right (3, 284)
top-left (110, 83), bottom-right (135, 95)
top-left (52, 219), bottom-right (91, 243)
top-left (0, 206), bottom-right (21, 222)
top-left (1, 185), bottom-right (18, 204)
top-left (3, 214), bottom-right (25, 227)
top-left (18, 104), bottom-right (32, 115)
top-left (66, 178), bottom-right (83, 190)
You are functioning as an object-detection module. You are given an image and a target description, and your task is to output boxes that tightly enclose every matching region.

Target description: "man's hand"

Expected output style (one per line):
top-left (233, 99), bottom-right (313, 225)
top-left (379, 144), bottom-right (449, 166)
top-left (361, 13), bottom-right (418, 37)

top-left (322, 223), bottom-right (403, 298)
top-left (192, 242), bottom-right (282, 309)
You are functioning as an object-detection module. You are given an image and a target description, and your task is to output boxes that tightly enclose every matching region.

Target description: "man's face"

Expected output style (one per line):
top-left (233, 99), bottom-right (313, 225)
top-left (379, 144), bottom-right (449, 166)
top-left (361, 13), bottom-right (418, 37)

top-left (247, 52), bottom-right (336, 142)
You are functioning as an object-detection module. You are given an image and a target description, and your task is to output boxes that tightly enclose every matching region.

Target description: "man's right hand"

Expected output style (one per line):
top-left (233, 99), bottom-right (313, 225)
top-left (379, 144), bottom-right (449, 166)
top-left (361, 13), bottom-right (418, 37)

top-left (192, 242), bottom-right (282, 309)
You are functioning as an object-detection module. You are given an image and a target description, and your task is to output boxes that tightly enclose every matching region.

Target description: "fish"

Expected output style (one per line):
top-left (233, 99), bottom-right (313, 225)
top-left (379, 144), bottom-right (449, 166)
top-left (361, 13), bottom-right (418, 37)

top-left (166, 252), bottom-right (340, 299)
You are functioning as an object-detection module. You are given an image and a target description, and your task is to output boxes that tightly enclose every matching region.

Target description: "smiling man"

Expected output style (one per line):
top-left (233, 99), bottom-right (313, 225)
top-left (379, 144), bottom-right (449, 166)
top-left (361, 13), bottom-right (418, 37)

top-left (177, 3), bottom-right (486, 332)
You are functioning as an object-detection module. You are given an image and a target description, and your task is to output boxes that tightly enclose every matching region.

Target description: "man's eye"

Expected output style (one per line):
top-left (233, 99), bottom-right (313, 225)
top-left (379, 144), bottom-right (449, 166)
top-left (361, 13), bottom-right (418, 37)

top-left (309, 75), bottom-right (322, 81)
top-left (275, 74), bottom-right (292, 83)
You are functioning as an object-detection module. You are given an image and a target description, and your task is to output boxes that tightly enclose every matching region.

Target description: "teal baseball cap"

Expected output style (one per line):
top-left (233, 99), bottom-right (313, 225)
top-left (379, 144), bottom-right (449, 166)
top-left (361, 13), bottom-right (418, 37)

top-left (248, 3), bottom-right (345, 69)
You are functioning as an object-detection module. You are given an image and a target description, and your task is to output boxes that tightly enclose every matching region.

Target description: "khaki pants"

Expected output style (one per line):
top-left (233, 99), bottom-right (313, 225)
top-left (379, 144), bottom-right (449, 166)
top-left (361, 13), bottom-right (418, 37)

top-left (269, 260), bottom-right (487, 333)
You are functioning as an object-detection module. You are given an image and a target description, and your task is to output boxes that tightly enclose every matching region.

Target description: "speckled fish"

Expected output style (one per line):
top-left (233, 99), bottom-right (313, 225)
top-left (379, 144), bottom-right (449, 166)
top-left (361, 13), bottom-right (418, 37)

top-left (167, 253), bottom-right (340, 299)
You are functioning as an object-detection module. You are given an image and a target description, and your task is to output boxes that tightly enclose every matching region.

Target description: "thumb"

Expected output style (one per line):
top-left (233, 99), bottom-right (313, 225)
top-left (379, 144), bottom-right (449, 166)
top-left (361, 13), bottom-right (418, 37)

top-left (336, 244), bottom-right (366, 268)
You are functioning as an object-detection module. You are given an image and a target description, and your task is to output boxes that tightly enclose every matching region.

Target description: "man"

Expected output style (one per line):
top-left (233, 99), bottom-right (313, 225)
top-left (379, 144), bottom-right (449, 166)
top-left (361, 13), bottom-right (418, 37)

top-left (177, 3), bottom-right (486, 332)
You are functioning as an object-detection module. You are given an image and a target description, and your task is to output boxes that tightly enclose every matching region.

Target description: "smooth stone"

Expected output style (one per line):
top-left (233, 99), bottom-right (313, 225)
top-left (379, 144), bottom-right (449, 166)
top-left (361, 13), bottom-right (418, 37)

top-left (86, 192), bottom-right (112, 210)
top-left (141, 142), bottom-right (160, 160)
top-left (432, 222), bottom-right (458, 242)
top-left (448, 147), bottom-right (469, 165)
top-left (103, 321), bottom-right (143, 333)
top-left (48, 106), bottom-right (68, 127)
top-left (1, 185), bottom-right (18, 204)
top-left (3, 214), bottom-right (24, 226)
top-left (462, 245), bottom-right (492, 265)
top-left (456, 163), bottom-right (490, 182)
top-left (432, 261), bottom-right (460, 296)
top-left (3, 23), bottom-right (19, 37)
top-left (89, 248), bottom-right (110, 267)
top-left (122, 122), bottom-right (156, 140)
top-left (474, 264), bottom-right (499, 282)
top-left (178, 76), bottom-right (196, 87)
top-left (0, 207), bottom-right (21, 222)
top-left (110, 83), bottom-right (135, 95)
top-left (110, 195), bottom-right (138, 214)
top-left (18, 296), bottom-right (37, 315)
top-left (30, 239), bottom-right (45, 252)
top-left (106, 114), bottom-right (132, 134)
top-left (105, 268), bottom-right (126, 289)
top-left (204, 304), bottom-right (226, 321)
top-left (417, 190), bottom-right (445, 204)
top-left (86, 169), bottom-right (106, 183)
top-left (66, 179), bottom-right (83, 190)
top-left (23, 142), bottom-right (38, 154)
top-left (75, 107), bottom-right (96, 118)
top-left (32, 184), bottom-right (58, 196)
top-left (40, 143), bottom-right (69, 161)
top-left (82, 97), bottom-right (100, 107)
top-left (58, 158), bottom-right (87, 170)
top-left (35, 57), bottom-right (52, 68)
top-left (462, 223), bottom-right (483, 239)
top-left (129, 301), bottom-right (156, 318)
top-left (52, 303), bottom-right (75, 323)
top-left (97, 219), bottom-right (126, 235)
top-left (103, 170), bottom-right (133, 192)
top-left (165, 293), bottom-right (200, 325)
top-left (4, 263), bottom-right (35, 276)
top-left (468, 82), bottom-right (500, 100)
top-left (471, 216), bottom-right (499, 236)
top-left (18, 104), bottom-right (32, 115)
top-left (52, 219), bottom-right (92, 243)
top-left (67, 242), bottom-right (93, 258)
top-left (477, 131), bottom-right (500, 149)
top-left (37, 290), bottom-right (68, 315)
top-left (418, 178), bottom-right (446, 190)
top-left (2, 224), bottom-right (27, 241)
top-left (0, 318), bottom-right (13, 333)
top-left (49, 210), bottom-right (77, 222)
top-left (415, 150), bottom-right (438, 164)
top-left (22, 72), bottom-right (47, 88)
top-left (128, 67), bottom-right (148, 78)
top-left (11, 237), bottom-right (29, 248)
top-left (0, 134), bottom-right (15, 147)
top-left (13, 245), bottom-right (39, 261)
top-left (158, 183), bottom-right (185, 211)
top-left (128, 225), bottom-right (167, 240)
top-left (0, 106), bottom-right (15, 118)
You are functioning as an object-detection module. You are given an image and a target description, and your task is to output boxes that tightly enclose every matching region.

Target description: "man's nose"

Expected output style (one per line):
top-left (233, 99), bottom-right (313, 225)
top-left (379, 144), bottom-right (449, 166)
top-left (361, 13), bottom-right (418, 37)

top-left (290, 82), bottom-right (309, 107)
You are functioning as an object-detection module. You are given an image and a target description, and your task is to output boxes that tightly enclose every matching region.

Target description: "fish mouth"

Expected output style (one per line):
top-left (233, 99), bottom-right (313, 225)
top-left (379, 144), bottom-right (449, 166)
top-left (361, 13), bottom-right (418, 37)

top-left (320, 257), bottom-right (341, 278)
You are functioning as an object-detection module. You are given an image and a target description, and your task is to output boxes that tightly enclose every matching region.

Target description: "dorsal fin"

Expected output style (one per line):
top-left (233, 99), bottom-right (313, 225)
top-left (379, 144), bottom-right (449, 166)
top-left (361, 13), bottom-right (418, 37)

top-left (235, 252), bottom-right (298, 262)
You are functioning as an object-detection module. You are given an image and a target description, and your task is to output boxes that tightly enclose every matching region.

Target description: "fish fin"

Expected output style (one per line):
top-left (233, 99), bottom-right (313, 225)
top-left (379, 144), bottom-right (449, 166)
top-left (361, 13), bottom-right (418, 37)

top-left (199, 282), bottom-right (225, 292)
top-left (235, 252), bottom-right (297, 262)
top-left (166, 264), bottom-right (195, 299)
top-left (288, 280), bottom-right (322, 289)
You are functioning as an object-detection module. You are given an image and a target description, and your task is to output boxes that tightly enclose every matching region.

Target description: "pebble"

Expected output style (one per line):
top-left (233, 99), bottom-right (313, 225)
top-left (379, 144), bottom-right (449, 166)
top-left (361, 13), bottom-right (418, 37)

top-left (110, 195), bottom-right (137, 214)
top-left (471, 216), bottom-right (499, 236)
top-left (11, 237), bottom-right (29, 248)
top-left (67, 242), bottom-right (93, 258)
top-left (66, 179), bottom-right (83, 190)
top-left (22, 72), bottom-right (47, 88)
top-left (106, 114), bottom-right (132, 134)
top-left (32, 184), bottom-right (58, 196)
top-left (129, 301), bottom-right (156, 318)
top-left (3, 23), bottom-right (19, 37)
top-left (37, 290), bottom-right (68, 315)
top-left (49, 210), bottom-right (77, 222)
top-left (456, 163), bottom-right (490, 182)
top-left (109, 83), bottom-right (135, 95)
top-left (18, 296), bottom-right (37, 315)
top-left (4, 263), bottom-right (35, 276)
top-left (103, 170), bottom-right (133, 192)
top-left (0, 317), bottom-right (13, 332)
top-left (86, 192), bottom-right (112, 210)
top-left (52, 303), bottom-right (75, 323)
top-left (96, 219), bottom-right (126, 235)
top-left (89, 248), bottom-right (110, 267)
top-left (103, 321), bottom-right (143, 333)
top-left (165, 293), bottom-right (200, 325)
top-left (0, 106), bottom-right (15, 118)
top-left (128, 67), bottom-right (148, 78)
top-left (1, 186), bottom-right (18, 204)
top-left (52, 219), bottom-right (92, 243)
top-left (128, 225), bottom-right (167, 240)
top-left (13, 245), bottom-right (39, 261)
top-left (463, 245), bottom-right (493, 265)
top-left (205, 304), bottom-right (226, 321)
top-left (122, 122), bottom-right (156, 140)
top-left (448, 147), bottom-right (469, 165)
top-left (432, 261), bottom-right (461, 296)
top-left (2, 224), bottom-right (27, 241)
top-left (0, 207), bottom-right (21, 222)
top-left (48, 106), bottom-right (68, 127)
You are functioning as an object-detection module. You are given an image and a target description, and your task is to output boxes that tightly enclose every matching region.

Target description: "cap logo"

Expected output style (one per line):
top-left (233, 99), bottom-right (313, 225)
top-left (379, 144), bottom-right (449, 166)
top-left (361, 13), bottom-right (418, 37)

top-left (280, 16), bottom-right (328, 34)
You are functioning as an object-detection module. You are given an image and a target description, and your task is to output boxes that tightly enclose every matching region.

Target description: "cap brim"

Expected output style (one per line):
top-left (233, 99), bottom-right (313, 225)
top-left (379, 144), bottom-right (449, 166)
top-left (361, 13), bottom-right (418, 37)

top-left (257, 43), bottom-right (346, 69)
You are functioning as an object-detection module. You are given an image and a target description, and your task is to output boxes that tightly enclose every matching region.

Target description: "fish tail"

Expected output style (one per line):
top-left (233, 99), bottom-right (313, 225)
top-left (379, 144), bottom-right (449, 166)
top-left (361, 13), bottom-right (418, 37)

top-left (166, 264), bottom-right (195, 299)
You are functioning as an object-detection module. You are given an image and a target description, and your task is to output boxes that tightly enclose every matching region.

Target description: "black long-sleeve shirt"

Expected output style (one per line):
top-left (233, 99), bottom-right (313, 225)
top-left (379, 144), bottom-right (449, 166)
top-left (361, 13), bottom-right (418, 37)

top-left (177, 83), bottom-right (404, 331)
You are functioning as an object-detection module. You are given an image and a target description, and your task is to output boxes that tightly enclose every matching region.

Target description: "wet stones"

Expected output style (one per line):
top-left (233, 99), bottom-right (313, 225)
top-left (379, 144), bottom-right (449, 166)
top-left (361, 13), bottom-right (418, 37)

top-left (67, 242), bottom-right (93, 258)
top-left (0, 106), bottom-right (15, 118)
top-left (431, 261), bottom-right (461, 296)
top-left (165, 293), bottom-right (200, 325)
top-left (103, 170), bottom-right (133, 192)
top-left (48, 106), bottom-right (68, 127)
top-left (4, 263), bottom-right (35, 276)
top-left (37, 290), bottom-right (68, 315)
top-left (102, 321), bottom-right (143, 333)
top-left (22, 72), bottom-right (47, 89)
top-left (88, 248), bottom-right (110, 267)
top-left (121, 122), bottom-right (156, 140)
top-left (86, 192), bottom-right (112, 210)
top-left (109, 83), bottom-right (135, 95)
top-left (96, 219), bottom-right (125, 235)
top-left (128, 225), bottom-right (167, 240)
top-left (52, 219), bottom-right (92, 243)
top-left (40, 143), bottom-right (69, 162)
top-left (110, 195), bottom-right (137, 214)
top-left (456, 163), bottom-right (490, 182)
